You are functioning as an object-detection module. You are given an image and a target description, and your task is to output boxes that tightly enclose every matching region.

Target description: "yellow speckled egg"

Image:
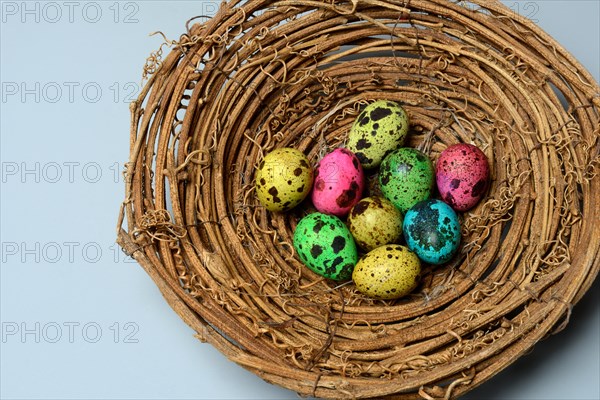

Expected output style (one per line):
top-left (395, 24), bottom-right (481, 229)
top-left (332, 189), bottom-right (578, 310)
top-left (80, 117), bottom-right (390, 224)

top-left (352, 245), bottom-right (421, 300)
top-left (255, 148), bottom-right (313, 212)
top-left (347, 197), bottom-right (403, 251)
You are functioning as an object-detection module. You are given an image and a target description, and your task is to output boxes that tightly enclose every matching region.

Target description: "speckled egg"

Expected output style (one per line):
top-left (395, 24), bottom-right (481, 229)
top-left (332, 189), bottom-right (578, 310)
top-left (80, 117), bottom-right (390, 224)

top-left (293, 213), bottom-right (358, 280)
top-left (352, 245), bottom-right (421, 300)
top-left (312, 148), bottom-right (365, 217)
top-left (348, 197), bottom-right (403, 251)
top-left (379, 148), bottom-right (434, 214)
top-left (436, 143), bottom-right (490, 211)
top-left (347, 100), bottom-right (409, 169)
top-left (255, 148), bottom-right (313, 212)
top-left (403, 199), bottom-right (461, 265)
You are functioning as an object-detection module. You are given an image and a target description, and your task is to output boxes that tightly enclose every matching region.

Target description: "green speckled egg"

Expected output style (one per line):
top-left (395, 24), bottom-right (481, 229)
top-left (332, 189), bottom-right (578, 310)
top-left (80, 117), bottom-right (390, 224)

top-left (379, 148), bottom-right (434, 214)
top-left (348, 197), bottom-right (403, 251)
top-left (255, 148), bottom-right (313, 212)
top-left (293, 213), bottom-right (358, 280)
top-left (347, 100), bottom-right (409, 169)
top-left (352, 245), bottom-right (421, 300)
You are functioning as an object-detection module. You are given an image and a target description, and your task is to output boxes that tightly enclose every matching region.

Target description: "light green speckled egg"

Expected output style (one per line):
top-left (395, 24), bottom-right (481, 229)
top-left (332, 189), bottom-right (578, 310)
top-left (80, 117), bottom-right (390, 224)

top-left (347, 100), bottom-right (409, 169)
top-left (347, 197), bottom-right (403, 251)
top-left (352, 245), bottom-right (421, 300)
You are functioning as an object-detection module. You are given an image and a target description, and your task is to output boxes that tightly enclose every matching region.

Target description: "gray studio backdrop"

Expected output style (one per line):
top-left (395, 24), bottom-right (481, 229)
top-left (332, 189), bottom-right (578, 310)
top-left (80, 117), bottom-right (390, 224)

top-left (1, 1), bottom-right (598, 399)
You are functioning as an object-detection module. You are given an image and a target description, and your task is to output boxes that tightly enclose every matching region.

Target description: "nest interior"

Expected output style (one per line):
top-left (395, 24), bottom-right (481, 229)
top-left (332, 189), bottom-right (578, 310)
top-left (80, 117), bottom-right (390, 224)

top-left (116, 0), bottom-right (600, 398)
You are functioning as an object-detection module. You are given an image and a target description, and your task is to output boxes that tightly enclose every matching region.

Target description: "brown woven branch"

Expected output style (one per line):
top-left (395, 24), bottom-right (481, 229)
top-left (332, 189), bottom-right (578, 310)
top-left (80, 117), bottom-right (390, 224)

top-left (116, 0), bottom-right (600, 398)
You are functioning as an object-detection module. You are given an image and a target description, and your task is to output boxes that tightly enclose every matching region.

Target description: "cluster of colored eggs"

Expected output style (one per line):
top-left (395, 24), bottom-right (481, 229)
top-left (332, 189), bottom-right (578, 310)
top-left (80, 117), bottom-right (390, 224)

top-left (255, 100), bottom-right (490, 300)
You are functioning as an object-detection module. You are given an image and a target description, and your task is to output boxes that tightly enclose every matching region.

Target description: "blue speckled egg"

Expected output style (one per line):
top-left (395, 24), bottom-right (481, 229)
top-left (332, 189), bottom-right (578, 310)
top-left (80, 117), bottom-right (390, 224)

top-left (403, 199), bottom-right (461, 265)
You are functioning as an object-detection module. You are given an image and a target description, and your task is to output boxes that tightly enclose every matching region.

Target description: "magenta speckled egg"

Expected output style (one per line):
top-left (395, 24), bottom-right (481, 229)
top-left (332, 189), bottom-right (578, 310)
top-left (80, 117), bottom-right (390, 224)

top-left (436, 143), bottom-right (490, 211)
top-left (312, 148), bottom-right (365, 217)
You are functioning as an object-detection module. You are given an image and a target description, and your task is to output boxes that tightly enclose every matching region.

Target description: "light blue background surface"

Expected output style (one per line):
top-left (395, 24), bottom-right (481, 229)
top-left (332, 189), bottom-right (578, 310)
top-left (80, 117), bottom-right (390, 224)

top-left (1, 1), bottom-right (598, 399)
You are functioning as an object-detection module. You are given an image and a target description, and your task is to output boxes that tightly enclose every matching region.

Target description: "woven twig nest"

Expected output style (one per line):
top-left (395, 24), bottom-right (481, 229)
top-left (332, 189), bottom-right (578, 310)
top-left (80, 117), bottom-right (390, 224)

top-left (116, 0), bottom-right (600, 398)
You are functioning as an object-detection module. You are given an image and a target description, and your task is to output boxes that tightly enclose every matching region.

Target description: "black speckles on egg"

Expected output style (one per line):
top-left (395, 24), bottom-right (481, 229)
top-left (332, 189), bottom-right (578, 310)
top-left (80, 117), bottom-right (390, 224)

top-left (336, 181), bottom-right (360, 208)
top-left (310, 244), bottom-right (323, 258)
top-left (313, 219), bottom-right (325, 233)
top-left (370, 107), bottom-right (392, 121)
top-left (356, 139), bottom-right (372, 150)
top-left (332, 236), bottom-right (346, 253)
top-left (359, 111), bottom-right (370, 126)
top-left (331, 256), bottom-right (344, 269)
top-left (380, 171), bottom-right (391, 186)
top-left (339, 263), bottom-right (354, 280)
top-left (268, 186), bottom-right (281, 203)
top-left (325, 256), bottom-right (345, 277)
top-left (444, 193), bottom-right (456, 208)
top-left (293, 167), bottom-right (303, 176)
top-left (450, 179), bottom-right (461, 189)
top-left (351, 200), bottom-right (369, 216)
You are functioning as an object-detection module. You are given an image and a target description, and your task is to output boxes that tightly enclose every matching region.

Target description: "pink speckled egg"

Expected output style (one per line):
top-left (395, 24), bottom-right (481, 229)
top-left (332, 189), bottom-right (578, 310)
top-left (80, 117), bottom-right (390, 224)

top-left (312, 148), bottom-right (365, 217)
top-left (436, 143), bottom-right (490, 212)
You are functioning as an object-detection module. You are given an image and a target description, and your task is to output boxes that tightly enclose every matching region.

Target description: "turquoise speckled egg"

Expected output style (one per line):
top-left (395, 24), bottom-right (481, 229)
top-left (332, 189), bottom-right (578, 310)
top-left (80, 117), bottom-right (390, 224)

top-left (403, 199), bottom-right (461, 265)
top-left (379, 148), bottom-right (434, 214)
top-left (347, 100), bottom-right (409, 169)
top-left (293, 213), bottom-right (358, 280)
